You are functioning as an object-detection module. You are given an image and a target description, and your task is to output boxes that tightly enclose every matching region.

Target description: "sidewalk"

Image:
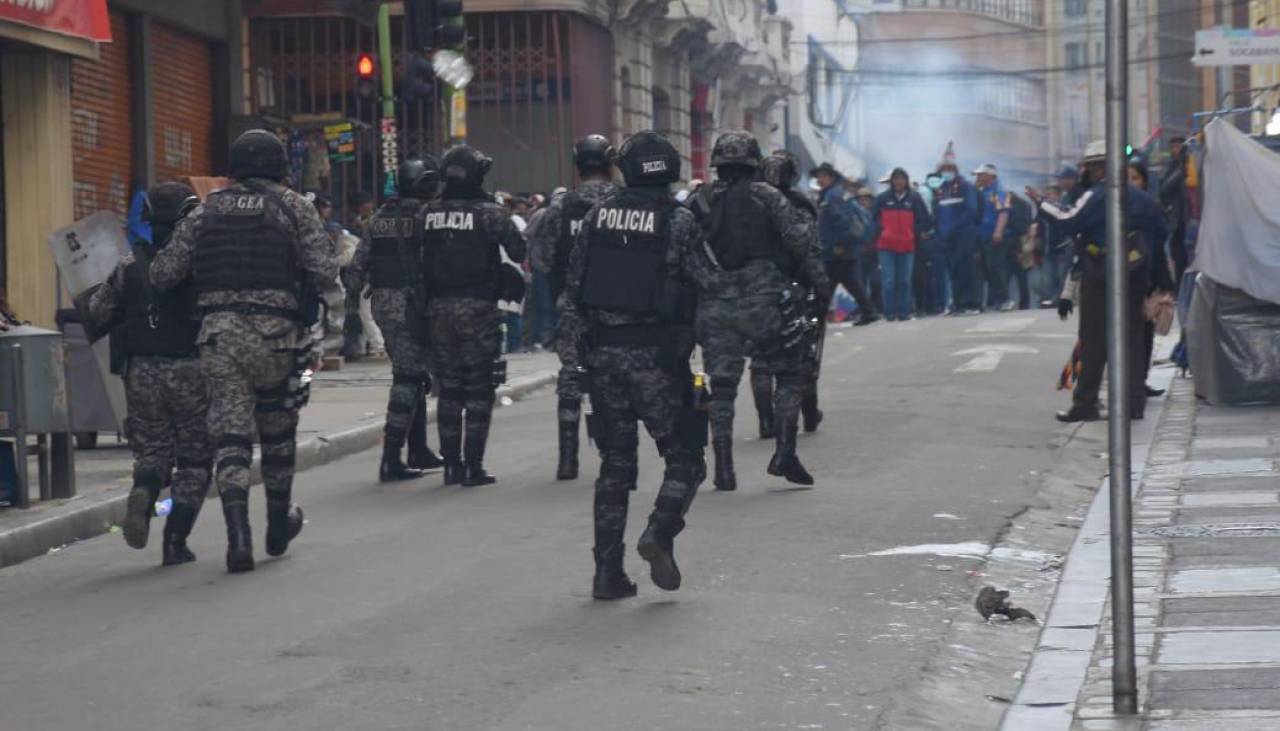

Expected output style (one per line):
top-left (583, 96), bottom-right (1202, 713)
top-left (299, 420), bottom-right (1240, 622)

top-left (1006, 371), bottom-right (1280, 730)
top-left (0, 351), bottom-right (559, 569)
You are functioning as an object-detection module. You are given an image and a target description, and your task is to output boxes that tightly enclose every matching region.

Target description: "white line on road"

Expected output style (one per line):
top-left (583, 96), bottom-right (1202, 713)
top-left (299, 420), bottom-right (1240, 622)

top-left (965, 317), bottom-right (1036, 334)
top-left (952, 344), bottom-right (1040, 373)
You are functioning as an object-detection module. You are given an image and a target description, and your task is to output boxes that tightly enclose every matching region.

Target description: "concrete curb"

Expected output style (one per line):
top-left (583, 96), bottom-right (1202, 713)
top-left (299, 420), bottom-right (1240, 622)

top-left (0, 371), bottom-right (556, 570)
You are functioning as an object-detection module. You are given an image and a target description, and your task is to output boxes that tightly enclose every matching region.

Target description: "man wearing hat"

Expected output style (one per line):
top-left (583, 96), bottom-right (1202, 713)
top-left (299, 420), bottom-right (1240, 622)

top-left (973, 163), bottom-right (1013, 311)
top-left (1055, 166), bottom-right (1081, 206)
top-left (1028, 140), bottom-right (1162, 422)
top-left (811, 162), bottom-right (879, 326)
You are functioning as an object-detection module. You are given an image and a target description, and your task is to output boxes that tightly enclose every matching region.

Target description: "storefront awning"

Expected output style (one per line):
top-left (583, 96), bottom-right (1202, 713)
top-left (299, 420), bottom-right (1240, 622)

top-left (0, 0), bottom-right (110, 58)
top-left (0, 0), bottom-right (110, 42)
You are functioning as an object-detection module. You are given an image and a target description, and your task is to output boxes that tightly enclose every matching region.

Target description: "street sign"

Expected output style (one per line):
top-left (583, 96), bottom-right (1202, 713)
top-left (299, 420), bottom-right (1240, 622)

top-left (1193, 28), bottom-right (1280, 67)
top-left (323, 122), bottom-right (355, 163)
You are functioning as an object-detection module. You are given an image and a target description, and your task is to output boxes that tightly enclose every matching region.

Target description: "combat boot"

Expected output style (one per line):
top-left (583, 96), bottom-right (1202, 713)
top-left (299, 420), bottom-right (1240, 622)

top-left (768, 426), bottom-right (815, 486)
top-left (556, 420), bottom-right (579, 481)
top-left (591, 544), bottom-right (638, 600)
top-left (265, 500), bottom-right (304, 557)
top-left (122, 481), bottom-right (161, 550)
top-left (407, 446), bottom-right (444, 471)
top-left (712, 438), bottom-right (737, 491)
top-left (443, 461), bottom-right (465, 486)
top-left (161, 503), bottom-right (199, 566)
top-left (222, 500), bottom-right (255, 573)
top-left (637, 513), bottom-right (683, 591)
top-left (462, 463), bottom-right (497, 487)
top-left (801, 391), bottom-right (823, 433)
top-left (379, 444), bottom-right (425, 483)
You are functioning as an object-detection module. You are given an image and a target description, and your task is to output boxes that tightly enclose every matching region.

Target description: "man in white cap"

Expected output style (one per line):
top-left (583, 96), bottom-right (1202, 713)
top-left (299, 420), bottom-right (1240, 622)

top-left (973, 163), bottom-right (1013, 311)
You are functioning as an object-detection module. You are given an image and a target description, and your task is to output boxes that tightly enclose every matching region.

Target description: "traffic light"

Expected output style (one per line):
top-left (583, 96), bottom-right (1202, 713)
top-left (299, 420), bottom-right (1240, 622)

top-left (438, 0), bottom-right (465, 48)
top-left (401, 53), bottom-right (434, 103)
top-left (356, 52), bottom-right (377, 98)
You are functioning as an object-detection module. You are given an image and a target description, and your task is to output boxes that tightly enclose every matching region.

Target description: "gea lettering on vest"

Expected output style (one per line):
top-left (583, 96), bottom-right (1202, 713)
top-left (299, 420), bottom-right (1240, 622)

top-left (597, 208), bottom-right (656, 234)
top-left (231, 195), bottom-right (265, 210)
top-left (423, 211), bottom-right (476, 230)
top-left (371, 217), bottom-right (415, 237)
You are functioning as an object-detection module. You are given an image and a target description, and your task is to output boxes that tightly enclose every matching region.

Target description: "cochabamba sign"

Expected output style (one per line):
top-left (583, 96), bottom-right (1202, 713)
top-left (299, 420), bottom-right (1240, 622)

top-left (0, 0), bottom-right (111, 43)
top-left (1193, 28), bottom-right (1280, 67)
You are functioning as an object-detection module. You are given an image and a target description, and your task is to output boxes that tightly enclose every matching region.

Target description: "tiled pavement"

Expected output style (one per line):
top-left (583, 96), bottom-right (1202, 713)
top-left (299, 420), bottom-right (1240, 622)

top-left (1009, 371), bottom-right (1280, 730)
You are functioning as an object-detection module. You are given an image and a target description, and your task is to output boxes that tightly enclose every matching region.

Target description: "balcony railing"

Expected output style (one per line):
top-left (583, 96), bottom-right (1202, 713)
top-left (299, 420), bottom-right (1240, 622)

top-left (901, 0), bottom-right (1043, 28)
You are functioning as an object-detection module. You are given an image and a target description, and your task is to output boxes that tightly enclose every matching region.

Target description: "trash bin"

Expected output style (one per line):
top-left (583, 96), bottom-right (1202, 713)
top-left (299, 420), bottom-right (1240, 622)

top-left (0, 326), bottom-right (75, 506)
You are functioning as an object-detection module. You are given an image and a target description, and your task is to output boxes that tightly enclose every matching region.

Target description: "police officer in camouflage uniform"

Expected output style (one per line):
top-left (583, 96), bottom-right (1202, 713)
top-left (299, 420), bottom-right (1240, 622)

top-left (421, 145), bottom-right (526, 487)
top-left (151, 129), bottom-right (343, 573)
top-left (529, 134), bottom-right (619, 481)
top-left (87, 182), bottom-right (209, 566)
top-left (692, 133), bottom-right (829, 491)
top-left (346, 156), bottom-right (445, 482)
top-left (560, 130), bottom-right (711, 599)
top-left (750, 151), bottom-right (827, 439)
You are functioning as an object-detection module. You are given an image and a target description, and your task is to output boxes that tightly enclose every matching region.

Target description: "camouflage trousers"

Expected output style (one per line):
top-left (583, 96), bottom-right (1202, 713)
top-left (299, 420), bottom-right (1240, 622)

top-left (372, 288), bottom-right (431, 454)
top-left (200, 314), bottom-right (300, 509)
top-left (697, 293), bottom-right (805, 442)
top-left (427, 298), bottom-right (502, 466)
top-left (586, 345), bottom-right (705, 554)
top-left (124, 355), bottom-right (211, 508)
top-left (554, 315), bottom-right (586, 424)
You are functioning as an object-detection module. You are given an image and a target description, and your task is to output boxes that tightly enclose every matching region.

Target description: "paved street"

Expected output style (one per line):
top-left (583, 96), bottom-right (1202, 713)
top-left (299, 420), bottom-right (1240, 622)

top-left (0, 312), bottom-right (1098, 731)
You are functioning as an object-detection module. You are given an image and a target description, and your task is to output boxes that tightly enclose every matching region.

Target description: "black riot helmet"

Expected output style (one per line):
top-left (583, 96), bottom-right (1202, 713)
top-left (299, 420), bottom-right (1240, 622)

top-left (573, 134), bottom-right (615, 174)
top-left (228, 129), bottom-right (288, 181)
top-left (398, 155), bottom-right (441, 199)
top-left (761, 151), bottom-right (800, 191)
top-left (441, 145), bottom-right (493, 189)
top-left (616, 130), bottom-right (680, 187)
top-left (142, 182), bottom-right (199, 224)
top-left (711, 131), bottom-right (763, 170)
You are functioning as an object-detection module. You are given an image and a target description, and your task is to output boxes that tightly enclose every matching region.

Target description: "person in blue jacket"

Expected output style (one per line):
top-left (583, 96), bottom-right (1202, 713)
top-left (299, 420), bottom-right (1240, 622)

top-left (932, 159), bottom-right (981, 314)
top-left (811, 163), bottom-right (879, 325)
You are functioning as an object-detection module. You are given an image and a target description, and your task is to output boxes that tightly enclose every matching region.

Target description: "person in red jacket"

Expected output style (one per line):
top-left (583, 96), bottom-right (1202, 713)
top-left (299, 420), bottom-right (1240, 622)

top-left (871, 168), bottom-right (932, 320)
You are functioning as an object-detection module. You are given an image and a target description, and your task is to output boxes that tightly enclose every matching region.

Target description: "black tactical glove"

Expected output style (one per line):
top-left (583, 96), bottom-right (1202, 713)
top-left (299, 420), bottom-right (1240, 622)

top-left (1057, 298), bottom-right (1074, 321)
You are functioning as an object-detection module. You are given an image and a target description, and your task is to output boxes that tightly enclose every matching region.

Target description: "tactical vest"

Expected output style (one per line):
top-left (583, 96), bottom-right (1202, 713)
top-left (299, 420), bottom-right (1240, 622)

top-left (423, 200), bottom-right (498, 299)
top-left (368, 199), bottom-right (421, 289)
top-left (120, 249), bottom-right (199, 358)
top-left (709, 181), bottom-right (788, 272)
top-left (581, 193), bottom-right (673, 317)
top-left (551, 191), bottom-right (597, 300)
top-left (784, 190), bottom-right (818, 222)
top-left (192, 188), bottom-right (298, 304)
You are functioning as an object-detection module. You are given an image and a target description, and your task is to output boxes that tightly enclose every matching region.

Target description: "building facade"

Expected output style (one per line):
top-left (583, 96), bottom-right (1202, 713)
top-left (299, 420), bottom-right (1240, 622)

top-left (1, 0), bottom-right (243, 327)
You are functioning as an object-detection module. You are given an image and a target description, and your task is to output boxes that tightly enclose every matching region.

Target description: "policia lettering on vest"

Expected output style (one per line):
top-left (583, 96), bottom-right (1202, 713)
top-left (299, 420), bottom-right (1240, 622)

top-left (150, 129), bottom-right (345, 574)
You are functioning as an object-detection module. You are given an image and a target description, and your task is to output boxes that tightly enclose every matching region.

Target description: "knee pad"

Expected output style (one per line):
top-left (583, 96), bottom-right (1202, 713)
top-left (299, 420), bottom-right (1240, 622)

top-left (391, 373), bottom-right (427, 387)
top-left (710, 376), bottom-right (739, 401)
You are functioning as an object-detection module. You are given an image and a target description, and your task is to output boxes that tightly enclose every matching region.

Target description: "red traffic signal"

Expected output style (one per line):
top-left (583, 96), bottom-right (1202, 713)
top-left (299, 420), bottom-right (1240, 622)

top-left (357, 53), bottom-right (376, 79)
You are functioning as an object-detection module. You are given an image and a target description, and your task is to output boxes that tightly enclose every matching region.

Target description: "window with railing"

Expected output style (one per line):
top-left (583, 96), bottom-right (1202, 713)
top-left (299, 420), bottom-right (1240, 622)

top-left (901, 0), bottom-right (1043, 27)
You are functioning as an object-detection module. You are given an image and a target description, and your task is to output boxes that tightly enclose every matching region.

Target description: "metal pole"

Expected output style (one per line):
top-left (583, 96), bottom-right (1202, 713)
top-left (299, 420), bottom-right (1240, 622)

top-left (1105, 0), bottom-right (1137, 715)
top-left (377, 3), bottom-right (399, 196)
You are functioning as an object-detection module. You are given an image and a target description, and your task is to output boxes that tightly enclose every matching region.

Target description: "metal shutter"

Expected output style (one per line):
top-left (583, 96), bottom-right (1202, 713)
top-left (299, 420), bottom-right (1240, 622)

top-left (70, 10), bottom-right (133, 220)
top-left (150, 22), bottom-right (214, 182)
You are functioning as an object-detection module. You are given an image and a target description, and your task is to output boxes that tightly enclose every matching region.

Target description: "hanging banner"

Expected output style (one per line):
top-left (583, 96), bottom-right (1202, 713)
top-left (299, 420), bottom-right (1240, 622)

top-left (0, 0), bottom-right (112, 43)
top-left (324, 122), bottom-right (355, 163)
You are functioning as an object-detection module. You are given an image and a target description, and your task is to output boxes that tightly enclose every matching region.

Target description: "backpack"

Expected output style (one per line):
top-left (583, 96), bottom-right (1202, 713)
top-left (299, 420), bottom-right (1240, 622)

top-left (1006, 192), bottom-right (1033, 239)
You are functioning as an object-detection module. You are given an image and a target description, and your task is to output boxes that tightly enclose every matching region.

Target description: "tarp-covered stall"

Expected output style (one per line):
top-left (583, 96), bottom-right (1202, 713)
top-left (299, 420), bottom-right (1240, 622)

top-left (1186, 119), bottom-right (1280, 404)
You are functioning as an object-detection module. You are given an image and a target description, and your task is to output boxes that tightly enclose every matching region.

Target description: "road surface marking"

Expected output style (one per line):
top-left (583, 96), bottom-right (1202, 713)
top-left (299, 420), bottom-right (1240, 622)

top-left (965, 317), bottom-right (1036, 334)
top-left (952, 344), bottom-right (1039, 373)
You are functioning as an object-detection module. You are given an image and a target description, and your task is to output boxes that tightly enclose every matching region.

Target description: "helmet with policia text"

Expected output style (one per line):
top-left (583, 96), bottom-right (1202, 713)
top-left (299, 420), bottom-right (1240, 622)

top-left (617, 130), bottom-right (681, 187)
top-left (397, 155), bottom-right (441, 199)
top-left (229, 129), bottom-right (288, 181)
top-left (143, 182), bottom-right (199, 225)
top-left (573, 134), bottom-right (616, 174)
top-left (441, 145), bottom-right (494, 188)
top-left (761, 150), bottom-right (800, 190)
top-left (710, 130), bottom-right (763, 169)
